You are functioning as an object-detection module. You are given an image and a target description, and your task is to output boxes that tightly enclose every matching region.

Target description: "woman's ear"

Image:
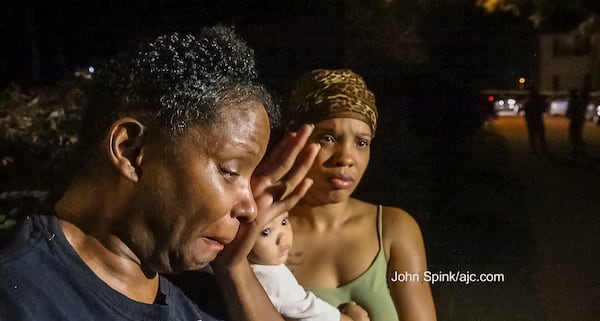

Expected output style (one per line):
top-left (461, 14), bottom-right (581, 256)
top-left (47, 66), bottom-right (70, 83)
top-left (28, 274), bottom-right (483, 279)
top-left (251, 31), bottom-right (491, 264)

top-left (107, 117), bottom-right (145, 182)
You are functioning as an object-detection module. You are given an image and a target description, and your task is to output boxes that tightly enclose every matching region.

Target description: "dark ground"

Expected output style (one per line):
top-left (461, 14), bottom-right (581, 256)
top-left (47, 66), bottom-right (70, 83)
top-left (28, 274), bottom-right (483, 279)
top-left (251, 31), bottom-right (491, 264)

top-left (356, 115), bottom-right (600, 321)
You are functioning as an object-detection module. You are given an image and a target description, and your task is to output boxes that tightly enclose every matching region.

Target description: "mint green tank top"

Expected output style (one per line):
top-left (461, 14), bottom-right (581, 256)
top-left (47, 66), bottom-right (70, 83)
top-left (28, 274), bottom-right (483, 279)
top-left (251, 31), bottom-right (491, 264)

top-left (306, 206), bottom-right (399, 321)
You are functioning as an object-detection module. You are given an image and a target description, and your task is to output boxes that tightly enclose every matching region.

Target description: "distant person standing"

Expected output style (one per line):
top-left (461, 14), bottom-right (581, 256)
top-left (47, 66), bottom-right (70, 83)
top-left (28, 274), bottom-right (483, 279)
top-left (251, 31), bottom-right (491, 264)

top-left (566, 89), bottom-right (588, 157)
top-left (522, 87), bottom-right (549, 154)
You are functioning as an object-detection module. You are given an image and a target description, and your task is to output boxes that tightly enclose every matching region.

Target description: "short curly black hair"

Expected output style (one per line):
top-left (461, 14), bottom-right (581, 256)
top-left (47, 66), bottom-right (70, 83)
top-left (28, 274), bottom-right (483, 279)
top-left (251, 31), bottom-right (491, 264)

top-left (78, 25), bottom-right (279, 163)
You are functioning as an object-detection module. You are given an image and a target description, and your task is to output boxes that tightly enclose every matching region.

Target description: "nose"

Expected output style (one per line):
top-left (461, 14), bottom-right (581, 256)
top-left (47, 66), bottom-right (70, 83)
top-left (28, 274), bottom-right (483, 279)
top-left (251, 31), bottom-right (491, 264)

top-left (230, 186), bottom-right (257, 223)
top-left (277, 233), bottom-right (288, 244)
top-left (277, 233), bottom-right (291, 247)
top-left (333, 142), bottom-right (354, 167)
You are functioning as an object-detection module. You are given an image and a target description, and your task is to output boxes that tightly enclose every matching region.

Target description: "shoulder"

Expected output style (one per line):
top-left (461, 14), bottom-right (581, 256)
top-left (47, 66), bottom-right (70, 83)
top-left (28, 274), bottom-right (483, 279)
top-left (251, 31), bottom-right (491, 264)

top-left (380, 206), bottom-right (426, 255)
top-left (0, 215), bottom-right (46, 264)
top-left (381, 206), bottom-right (421, 234)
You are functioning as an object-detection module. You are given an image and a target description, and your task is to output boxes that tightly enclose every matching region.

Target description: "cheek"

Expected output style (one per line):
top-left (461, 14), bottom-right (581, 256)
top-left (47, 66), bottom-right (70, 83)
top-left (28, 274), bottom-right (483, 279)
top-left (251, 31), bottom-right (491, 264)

top-left (258, 238), bottom-right (274, 253)
top-left (249, 239), bottom-right (271, 262)
top-left (182, 168), bottom-right (230, 217)
top-left (357, 150), bottom-right (370, 170)
top-left (308, 151), bottom-right (332, 174)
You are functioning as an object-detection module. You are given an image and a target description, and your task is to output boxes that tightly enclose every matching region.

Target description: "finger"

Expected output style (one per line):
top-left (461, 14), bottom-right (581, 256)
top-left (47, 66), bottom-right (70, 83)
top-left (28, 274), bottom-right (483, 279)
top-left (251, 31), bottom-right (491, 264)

top-left (279, 142), bottom-right (320, 200)
top-left (270, 124), bottom-right (314, 181)
top-left (341, 301), bottom-right (356, 312)
top-left (269, 177), bottom-right (314, 215)
top-left (255, 124), bottom-right (314, 182)
top-left (253, 193), bottom-right (275, 228)
top-left (251, 124), bottom-right (315, 194)
top-left (214, 220), bottom-right (259, 267)
top-left (257, 131), bottom-right (294, 174)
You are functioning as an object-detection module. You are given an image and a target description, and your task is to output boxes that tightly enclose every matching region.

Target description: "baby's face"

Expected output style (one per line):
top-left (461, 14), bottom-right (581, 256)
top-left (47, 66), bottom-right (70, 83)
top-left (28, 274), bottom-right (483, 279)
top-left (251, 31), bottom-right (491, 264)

top-left (249, 213), bottom-right (293, 265)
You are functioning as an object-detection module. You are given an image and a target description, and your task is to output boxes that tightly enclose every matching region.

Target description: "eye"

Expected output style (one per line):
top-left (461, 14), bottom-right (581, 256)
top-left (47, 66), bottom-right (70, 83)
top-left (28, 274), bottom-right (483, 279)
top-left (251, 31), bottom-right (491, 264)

top-left (357, 139), bottom-right (370, 148)
top-left (219, 165), bottom-right (239, 180)
top-left (260, 228), bottom-right (272, 237)
top-left (320, 134), bottom-right (335, 144)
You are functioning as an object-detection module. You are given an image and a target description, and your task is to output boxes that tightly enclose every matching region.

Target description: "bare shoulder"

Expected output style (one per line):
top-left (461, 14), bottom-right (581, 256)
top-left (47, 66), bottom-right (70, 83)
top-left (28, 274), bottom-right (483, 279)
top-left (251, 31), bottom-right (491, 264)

top-left (380, 206), bottom-right (425, 254)
top-left (381, 206), bottom-right (421, 232)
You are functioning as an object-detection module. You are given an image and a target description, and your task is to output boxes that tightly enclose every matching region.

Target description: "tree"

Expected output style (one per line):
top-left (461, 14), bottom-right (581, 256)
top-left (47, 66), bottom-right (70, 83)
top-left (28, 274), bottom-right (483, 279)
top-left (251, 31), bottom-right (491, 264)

top-left (478, 0), bottom-right (600, 31)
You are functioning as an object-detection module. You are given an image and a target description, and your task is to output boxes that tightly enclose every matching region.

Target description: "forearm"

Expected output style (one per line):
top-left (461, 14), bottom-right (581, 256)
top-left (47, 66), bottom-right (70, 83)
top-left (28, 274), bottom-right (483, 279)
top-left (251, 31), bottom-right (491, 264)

top-left (213, 261), bottom-right (283, 321)
top-left (391, 282), bottom-right (436, 321)
top-left (211, 125), bottom-right (317, 321)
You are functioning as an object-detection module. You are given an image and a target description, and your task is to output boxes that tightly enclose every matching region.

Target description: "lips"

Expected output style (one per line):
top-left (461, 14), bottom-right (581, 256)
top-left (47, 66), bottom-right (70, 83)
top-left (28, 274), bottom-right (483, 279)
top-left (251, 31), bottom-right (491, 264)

top-left (328, 173), bottom-right (355, 189)
top-left (202, 235), bottom-right (232, 251)
top-left (280, 246), bottom-right (291, 258)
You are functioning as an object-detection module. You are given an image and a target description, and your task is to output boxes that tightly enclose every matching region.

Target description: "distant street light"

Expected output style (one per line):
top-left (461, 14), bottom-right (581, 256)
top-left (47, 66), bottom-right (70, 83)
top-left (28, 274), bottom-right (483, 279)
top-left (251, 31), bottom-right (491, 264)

top-left (518, 77), bottom-right (526, 89)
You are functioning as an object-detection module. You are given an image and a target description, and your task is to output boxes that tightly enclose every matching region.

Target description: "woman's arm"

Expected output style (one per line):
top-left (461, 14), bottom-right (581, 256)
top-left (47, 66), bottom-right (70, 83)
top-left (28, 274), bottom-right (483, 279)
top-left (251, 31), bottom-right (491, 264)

top-left (213, 125), bottom-right (320, 321)
top-left (383, 207), bottom-right (437, 321)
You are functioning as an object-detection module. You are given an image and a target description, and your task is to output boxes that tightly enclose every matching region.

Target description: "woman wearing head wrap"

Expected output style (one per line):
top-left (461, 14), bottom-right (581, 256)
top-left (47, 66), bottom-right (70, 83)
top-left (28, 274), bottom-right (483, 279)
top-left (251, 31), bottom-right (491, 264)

top-left (286, 69), bottom-right (436, 321)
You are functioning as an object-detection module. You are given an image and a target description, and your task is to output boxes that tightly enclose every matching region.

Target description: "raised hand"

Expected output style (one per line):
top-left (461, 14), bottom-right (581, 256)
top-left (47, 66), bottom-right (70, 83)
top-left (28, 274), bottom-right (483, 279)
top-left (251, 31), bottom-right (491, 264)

top-left (216, 124), bottom-right (319, 266)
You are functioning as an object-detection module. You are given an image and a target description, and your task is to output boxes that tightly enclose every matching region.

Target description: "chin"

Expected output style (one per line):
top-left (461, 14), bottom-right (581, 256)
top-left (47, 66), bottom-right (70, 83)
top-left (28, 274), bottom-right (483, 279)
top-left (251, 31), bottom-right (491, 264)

top-left (188, 261), bottom-right (211, 271)
top-left (306, 190), bottom-right (345, 205)
top-left (182, 254), bottom-right (216, 272)
top-left (173, 251), bottom-right (215, 273)
top-left (323, 190), bottom-right (351, 204)
top-left (170, 260), bottom-right (210, 274)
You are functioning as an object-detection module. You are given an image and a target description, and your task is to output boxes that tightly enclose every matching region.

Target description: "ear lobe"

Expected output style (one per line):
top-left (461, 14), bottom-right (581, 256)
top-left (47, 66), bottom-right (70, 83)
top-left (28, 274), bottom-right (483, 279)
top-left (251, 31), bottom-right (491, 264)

top-left (108, 118), bottom-right (145, 182)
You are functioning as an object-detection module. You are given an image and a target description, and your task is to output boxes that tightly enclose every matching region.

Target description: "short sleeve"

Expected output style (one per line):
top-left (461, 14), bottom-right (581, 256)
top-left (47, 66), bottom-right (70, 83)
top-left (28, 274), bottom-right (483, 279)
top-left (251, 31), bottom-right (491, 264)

top-left (252, 264), bottom-right (341, 321)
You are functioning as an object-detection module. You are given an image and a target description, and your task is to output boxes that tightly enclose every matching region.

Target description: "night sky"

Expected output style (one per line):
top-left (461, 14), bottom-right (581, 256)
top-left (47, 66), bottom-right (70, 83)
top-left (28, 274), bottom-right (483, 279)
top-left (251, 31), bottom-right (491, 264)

top-left (1, 1), bottom-right (355, 93)
top-left (1, 1), bottom-right (592, 94)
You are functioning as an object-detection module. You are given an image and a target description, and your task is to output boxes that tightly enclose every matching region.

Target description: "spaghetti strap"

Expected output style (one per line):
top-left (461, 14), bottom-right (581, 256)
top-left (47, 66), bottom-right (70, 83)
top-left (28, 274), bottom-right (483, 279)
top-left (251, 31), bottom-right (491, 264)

top-left (377, 205), bottom-right (384, 249)
top-left (307, 204), bottom-right (400, 321)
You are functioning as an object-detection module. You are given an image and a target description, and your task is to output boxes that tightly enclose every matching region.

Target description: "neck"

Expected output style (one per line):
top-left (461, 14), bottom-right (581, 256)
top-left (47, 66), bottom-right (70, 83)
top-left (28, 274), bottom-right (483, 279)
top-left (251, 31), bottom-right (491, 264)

top-left (55, 177), bottom-right (159, 304)
top-left (290, 198), bottom-right (354, 230)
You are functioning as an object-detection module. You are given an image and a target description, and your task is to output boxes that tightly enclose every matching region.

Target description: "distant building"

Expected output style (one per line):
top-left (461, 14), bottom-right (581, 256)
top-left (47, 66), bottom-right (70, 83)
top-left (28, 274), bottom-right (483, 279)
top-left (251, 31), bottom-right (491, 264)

top-left (538, 33), bottom-right (600, 93)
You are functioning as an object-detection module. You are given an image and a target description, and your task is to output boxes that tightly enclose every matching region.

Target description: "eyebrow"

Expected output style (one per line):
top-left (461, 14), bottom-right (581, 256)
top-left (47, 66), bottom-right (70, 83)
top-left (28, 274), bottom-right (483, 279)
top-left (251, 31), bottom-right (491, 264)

top-left (229, 138), bottom-right (259, 155)
top-left (314, 128), bottom-right (371, 139)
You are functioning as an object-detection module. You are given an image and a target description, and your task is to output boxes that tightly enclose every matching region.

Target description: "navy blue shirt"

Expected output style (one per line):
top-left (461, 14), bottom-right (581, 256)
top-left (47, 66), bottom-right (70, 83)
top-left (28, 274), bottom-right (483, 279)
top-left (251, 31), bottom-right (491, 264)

top-left (0, 214), bottom-right (223, 321)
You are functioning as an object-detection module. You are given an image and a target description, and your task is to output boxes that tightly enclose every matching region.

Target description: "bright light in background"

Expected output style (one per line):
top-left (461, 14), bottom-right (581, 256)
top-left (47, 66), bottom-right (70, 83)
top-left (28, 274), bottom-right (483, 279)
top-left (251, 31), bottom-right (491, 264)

top-left (518, 77), bottom-right (526, 84)
top-left (487, 95), bottom-right (494, 102)
top-left (88, 66), bottom-right (95, 74)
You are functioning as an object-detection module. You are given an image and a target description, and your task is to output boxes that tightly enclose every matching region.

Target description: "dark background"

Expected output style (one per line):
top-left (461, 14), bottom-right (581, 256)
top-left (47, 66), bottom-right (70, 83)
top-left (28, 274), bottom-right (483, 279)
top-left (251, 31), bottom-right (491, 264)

top-left (2, 1), bottom-right (599, 320)
top-left (1, 1), bottom-right (540, 90)
top-left (4, 0), bottom-right (597, 136)
top-left (0, 0), bottom-right (545, 151)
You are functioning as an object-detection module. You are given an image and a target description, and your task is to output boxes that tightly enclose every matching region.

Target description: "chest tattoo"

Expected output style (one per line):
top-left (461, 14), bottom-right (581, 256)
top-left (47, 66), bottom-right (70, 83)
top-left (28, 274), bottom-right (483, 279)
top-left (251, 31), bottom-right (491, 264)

top-left (286, 251), bottom-right (305, 267)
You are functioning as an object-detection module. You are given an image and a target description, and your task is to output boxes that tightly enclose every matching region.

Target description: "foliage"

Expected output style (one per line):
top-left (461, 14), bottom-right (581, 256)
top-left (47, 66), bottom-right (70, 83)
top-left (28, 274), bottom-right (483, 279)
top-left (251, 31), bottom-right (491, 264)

top-left (477, 0), bottom-right (600, 31)
top-left (0, 76), bottom-right (87, 223)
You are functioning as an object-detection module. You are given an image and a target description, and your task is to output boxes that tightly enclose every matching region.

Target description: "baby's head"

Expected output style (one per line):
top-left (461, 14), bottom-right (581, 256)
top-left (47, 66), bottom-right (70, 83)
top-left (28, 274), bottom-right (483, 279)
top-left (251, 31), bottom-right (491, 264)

top-left (249, 212), bottom-right (293, 265)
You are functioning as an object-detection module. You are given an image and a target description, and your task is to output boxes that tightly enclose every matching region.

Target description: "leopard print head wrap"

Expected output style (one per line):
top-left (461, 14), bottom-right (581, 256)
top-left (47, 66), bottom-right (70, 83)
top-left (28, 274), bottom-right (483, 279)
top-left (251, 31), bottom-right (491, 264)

top-left (288, 69), bottom-right (378, 137)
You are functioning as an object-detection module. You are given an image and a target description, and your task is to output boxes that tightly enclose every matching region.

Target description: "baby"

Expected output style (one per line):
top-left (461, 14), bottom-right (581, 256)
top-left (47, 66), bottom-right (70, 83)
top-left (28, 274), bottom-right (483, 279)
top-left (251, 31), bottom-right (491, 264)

top-left (249, 212), bottom-right (369, 321)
